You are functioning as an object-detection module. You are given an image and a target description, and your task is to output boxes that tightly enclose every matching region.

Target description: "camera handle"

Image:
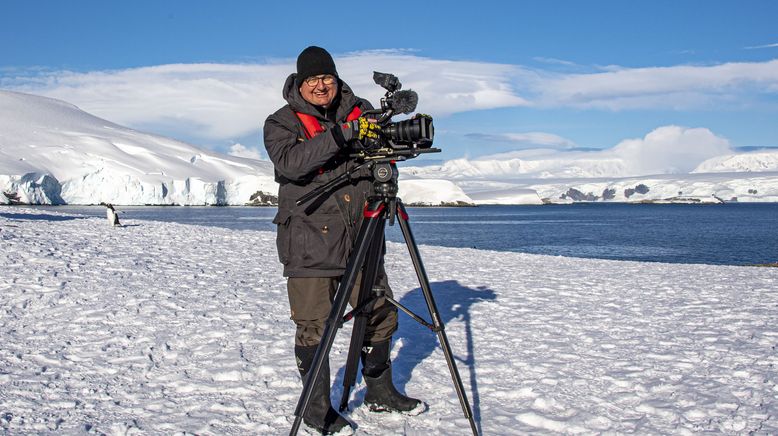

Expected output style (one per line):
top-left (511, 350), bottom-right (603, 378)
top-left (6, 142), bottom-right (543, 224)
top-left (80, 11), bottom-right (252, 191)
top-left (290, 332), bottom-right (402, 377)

top-left (295, 161), bottom-right (372, 207)
top-left (295, 149), bottom-right (440, 208)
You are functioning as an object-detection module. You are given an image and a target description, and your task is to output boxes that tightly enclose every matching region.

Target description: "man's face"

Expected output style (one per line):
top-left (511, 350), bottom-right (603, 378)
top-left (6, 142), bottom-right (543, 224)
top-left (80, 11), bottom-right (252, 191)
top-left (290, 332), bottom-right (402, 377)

top-left (299, 74), bottom-right (338, 108)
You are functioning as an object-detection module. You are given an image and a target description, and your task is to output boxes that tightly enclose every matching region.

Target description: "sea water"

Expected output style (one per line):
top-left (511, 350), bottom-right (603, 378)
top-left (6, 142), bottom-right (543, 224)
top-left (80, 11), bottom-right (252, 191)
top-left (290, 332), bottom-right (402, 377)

top-left (29, 203), bottom-right (778, 266)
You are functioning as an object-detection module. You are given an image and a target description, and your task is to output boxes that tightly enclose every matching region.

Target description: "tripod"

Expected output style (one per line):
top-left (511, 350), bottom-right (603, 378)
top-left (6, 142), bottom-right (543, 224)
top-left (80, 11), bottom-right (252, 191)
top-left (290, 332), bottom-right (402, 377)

top-left (290, 160), bottom-right (478, 435)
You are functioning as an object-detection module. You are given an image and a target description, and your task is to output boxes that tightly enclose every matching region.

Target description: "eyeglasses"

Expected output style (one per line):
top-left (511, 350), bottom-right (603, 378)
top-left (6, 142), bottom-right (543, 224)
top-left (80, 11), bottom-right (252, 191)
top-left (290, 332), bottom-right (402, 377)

top-left (304, 75), bottom-right (336, 87)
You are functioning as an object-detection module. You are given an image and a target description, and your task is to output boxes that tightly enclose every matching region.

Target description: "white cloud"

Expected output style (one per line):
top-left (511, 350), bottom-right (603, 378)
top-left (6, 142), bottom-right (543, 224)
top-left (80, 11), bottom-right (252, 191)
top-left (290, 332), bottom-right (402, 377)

top-left (744, 42), bottom-right (778, 50)
top-left (530, 60), bottom-right (778, 110)
top-left (1, 53), bottom-right (529, 143)
top-left (2, 63), bottom-right (291, 140)
top-left (334, 51), bottom-right (530, 114)
top-left (465, 132), bottom-right (576, 149)
top-left (532, 57), bottom-right (578, 67)
top-left (472, 125), bottom-right (733, 177)
top-left (3, 52), bottom-right (777, 147)
top-left (609, 125), bottom-right (732, 174)
top-left (228, 143), bottom-right (263, 160)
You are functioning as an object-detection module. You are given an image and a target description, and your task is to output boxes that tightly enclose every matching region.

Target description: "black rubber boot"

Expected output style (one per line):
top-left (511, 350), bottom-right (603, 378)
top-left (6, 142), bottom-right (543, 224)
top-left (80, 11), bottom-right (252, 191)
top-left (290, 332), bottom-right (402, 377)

top-left (295, 345), bottom-right (351, 435)
top-left (361, 340), bottom-right (422, 413)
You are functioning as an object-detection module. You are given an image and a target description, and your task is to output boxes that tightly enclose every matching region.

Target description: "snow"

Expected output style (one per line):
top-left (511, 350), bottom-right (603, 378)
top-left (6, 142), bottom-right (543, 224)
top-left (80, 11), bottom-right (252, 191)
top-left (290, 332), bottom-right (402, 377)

top-left (2, 206), bottom-right (776, 434)
top-left (3, 90), bottom-right (778, 206)
top-left (397, 179), bottom-right (472, 206)
top-left (518, 172), bottom-right (778, 204)
top-left (693, 151), bottom-right (778, 173)
top-left (0, 90), bottom-right (277, 206)
top-left (399, 126), bottom-right (778, 205)
top-left (403, 160), bottom-right (778, 205)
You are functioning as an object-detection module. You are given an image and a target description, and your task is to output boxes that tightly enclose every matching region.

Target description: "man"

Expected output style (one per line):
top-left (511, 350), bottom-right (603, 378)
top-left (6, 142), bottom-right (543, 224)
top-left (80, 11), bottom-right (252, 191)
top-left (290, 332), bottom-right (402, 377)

top-left (264, 46), bottom-right (421, 434)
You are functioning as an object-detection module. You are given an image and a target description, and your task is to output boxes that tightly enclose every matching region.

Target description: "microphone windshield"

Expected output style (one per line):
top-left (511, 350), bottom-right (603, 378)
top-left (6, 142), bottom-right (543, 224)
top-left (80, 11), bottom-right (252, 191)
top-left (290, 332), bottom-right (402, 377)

top-left (392, 90), bottom-right (418, 114)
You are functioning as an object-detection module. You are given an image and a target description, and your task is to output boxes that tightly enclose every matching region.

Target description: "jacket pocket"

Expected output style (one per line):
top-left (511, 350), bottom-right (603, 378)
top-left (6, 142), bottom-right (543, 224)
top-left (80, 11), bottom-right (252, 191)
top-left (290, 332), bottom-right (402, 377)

top-left (273, 209), bottom-right (292, 265)
top-left (293, 213), bottom-right (349, 270)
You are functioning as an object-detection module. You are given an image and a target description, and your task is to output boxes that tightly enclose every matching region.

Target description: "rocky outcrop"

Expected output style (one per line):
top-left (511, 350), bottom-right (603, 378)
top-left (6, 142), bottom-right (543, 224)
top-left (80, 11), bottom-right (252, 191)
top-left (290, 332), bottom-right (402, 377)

top-left (246, 191), bottom-right (278, 206)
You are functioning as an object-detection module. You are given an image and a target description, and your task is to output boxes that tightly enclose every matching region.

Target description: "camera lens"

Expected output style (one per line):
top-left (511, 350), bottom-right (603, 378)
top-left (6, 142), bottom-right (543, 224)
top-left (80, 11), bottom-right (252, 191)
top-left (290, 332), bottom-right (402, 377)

top-left (384, 117), bottom-right (434, 147)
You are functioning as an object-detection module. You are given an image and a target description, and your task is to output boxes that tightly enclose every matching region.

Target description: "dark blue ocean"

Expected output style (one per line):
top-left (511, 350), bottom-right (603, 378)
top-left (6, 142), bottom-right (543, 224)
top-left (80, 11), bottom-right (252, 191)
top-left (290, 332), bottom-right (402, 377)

top-left (32, 203), bottom-right (778, 266)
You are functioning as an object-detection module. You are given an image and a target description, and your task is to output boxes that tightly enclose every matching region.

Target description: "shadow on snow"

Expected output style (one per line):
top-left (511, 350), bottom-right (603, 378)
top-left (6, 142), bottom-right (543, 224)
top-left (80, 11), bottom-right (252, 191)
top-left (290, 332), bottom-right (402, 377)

top-left (335, 280), bottom-right (495, 432)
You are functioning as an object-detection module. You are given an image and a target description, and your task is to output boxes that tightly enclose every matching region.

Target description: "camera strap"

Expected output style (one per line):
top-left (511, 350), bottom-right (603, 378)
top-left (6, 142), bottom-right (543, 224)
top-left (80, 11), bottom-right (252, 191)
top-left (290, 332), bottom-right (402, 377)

top-left (295, 106), bottom-right (362, 140)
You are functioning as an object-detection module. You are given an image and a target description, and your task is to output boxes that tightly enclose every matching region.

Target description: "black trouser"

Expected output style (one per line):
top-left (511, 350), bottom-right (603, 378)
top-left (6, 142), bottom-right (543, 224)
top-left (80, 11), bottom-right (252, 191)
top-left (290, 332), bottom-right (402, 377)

top-left (287, 267), bottom-right (398, 347)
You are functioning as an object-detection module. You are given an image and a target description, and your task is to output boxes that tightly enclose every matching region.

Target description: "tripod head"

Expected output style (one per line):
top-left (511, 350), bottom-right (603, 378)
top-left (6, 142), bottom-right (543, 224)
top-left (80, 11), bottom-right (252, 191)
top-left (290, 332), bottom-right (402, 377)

top-left (370, 160), bottom-right (399, 198)
top-left (295, 150), bottom-right (439, 208)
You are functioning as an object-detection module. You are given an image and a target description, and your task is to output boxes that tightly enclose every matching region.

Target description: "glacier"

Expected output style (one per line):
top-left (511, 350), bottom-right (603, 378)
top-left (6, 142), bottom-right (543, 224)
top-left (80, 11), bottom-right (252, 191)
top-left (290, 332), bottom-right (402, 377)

top-left (0, 90), bottom-right (277, 206)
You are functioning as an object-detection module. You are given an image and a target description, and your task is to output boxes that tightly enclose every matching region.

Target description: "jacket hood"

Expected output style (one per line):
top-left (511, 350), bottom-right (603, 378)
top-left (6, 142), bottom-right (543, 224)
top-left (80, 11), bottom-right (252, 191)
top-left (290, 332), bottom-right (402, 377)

top-left (282, 73), bottom-right (361, 120)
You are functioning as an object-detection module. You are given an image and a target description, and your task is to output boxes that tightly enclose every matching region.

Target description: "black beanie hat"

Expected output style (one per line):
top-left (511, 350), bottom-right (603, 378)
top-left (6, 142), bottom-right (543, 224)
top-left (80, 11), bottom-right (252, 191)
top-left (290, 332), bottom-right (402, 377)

top-left (296, 46), bottom-right (338, 87)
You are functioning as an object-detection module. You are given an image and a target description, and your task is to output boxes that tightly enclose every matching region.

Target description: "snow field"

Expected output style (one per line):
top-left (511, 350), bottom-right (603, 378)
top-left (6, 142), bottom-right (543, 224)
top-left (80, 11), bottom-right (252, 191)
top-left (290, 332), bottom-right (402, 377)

top-left (1, 206), bottom-right (776, 434)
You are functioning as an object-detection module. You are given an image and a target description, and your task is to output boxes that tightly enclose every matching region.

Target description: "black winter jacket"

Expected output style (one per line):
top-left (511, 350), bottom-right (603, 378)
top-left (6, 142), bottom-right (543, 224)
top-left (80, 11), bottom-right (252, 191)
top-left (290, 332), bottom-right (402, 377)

top-left (264, 74), bottom-right (375, 277)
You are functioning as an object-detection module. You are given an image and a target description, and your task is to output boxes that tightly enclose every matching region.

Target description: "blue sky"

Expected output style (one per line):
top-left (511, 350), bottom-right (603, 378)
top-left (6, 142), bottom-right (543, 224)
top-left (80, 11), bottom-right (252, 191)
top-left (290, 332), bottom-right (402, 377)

top-left (2, 0), bottom-right (778, 163)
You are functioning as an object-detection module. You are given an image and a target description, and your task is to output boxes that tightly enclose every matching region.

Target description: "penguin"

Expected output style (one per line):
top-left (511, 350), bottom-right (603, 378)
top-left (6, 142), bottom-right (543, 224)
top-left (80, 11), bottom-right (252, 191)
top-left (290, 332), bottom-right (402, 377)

top-left (102, 203), bottom-right (122, 227)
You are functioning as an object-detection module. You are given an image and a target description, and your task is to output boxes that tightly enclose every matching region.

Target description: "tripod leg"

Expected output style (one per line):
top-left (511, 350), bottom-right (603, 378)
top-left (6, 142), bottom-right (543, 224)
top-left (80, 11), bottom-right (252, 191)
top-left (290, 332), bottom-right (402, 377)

top-left (396, 200), bottom-right (480, 436)
top-left (290, 207), bottom-right (384, 436)
top-left (338, 218), bottom-right (387, 411)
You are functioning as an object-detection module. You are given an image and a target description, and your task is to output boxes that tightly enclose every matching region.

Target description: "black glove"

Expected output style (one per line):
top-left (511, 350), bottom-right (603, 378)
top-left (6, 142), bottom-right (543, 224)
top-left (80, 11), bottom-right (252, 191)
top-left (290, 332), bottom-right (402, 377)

top-left (341, 117), bottom-right (381, 142)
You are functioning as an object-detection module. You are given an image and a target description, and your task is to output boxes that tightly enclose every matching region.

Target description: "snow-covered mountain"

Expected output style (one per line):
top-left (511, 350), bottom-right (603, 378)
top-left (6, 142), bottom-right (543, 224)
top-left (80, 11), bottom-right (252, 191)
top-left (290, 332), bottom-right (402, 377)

top-left (0, 90), bottom-right (277, 205)
top-left (2, 90), bottom-right (777, 206)
top-left (403, 154), bottom-right (630, 181)
top-left (0, 90), bottom-right (466, 206)
top-left (401, 135), bottom-right (778, 205)
top-left (692, 151), bottom-right (778, 173)
top-left (404, 126), bottom-right (737, 182)
top-left (401, 161), bottom-right (778, 205)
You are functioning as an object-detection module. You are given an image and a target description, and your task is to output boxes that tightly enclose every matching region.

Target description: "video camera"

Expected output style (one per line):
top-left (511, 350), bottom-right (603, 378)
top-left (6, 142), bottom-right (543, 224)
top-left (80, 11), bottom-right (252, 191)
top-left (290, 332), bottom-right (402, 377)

top-left (354, 72), bottom-right (439, 161)
top-left (297, 73), bottom-right (439, 207)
